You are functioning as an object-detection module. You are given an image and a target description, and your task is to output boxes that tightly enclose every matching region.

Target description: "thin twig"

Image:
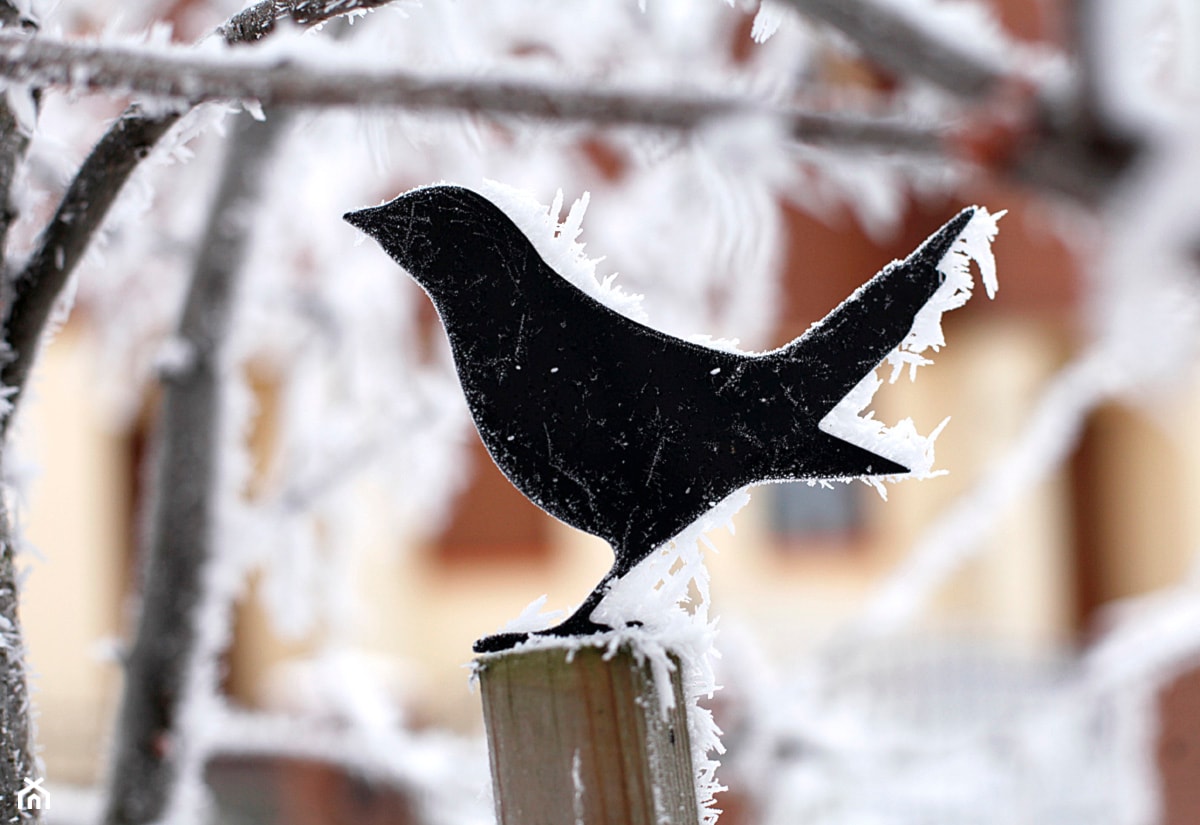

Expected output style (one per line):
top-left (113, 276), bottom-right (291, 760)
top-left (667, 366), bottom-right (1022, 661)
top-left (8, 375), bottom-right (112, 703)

top-left (0, 5), bottom-right (35, 257)
top-left (0, 5), bottom-right (45, 823)
top-left (218, 0), bottom-right (396, 42)
top-left (781, 0), bottom-right (1139, 205)
top-left (0, 30), bottom-right (945, 152)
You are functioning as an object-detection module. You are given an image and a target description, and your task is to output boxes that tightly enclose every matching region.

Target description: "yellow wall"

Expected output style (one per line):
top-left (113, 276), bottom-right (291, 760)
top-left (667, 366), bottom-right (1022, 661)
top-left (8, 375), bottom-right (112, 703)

top-left (16, 326), bottom-right (128, 783)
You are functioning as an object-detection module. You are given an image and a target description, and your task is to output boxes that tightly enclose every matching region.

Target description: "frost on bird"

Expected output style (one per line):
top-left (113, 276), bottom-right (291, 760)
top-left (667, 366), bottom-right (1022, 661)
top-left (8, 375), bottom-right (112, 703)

top-left (344, 184), bottom-right (1001, 654)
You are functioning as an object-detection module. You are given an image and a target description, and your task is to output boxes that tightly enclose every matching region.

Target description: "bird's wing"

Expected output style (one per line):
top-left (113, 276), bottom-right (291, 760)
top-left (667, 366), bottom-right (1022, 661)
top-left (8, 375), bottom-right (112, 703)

top-left (779, 207), bottom-right (977, 415)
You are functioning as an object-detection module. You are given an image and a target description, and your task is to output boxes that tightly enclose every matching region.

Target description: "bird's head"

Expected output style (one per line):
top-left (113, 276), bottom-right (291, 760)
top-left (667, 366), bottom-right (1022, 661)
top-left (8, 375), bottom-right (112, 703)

top-left (344, 185), bottom-right (517, 301)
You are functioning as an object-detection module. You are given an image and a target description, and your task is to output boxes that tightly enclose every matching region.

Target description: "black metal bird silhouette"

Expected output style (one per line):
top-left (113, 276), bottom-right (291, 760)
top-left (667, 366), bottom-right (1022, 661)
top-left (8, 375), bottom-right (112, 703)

top-left (345, 186), bottom-right (978, 653)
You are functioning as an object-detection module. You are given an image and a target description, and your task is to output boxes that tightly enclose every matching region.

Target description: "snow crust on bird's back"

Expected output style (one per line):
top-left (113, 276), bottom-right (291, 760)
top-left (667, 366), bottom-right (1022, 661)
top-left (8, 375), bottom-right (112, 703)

top-left (481, 180), bottom-right (750, 354)
top-left (481, 180), bottom-right (650, 319)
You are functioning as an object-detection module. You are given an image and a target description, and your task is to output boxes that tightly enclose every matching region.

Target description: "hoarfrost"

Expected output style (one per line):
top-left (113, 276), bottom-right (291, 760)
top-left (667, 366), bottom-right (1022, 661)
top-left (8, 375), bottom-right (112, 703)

top-left (25, 2), bottom-right (1192, 825)
top-left (478, 492), bottom-right (747, 825)
top-left (822, 206), bottom-right (1004, 483)
top-left (751, 1), bottom-right (788, 44)
top-left (480, 180), bottom-right (651, 324)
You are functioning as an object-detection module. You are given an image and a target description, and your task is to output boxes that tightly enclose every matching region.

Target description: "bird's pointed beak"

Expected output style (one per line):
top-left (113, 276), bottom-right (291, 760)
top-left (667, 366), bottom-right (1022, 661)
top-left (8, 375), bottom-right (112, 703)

top-left (343, 204), bottom-right (387, 238)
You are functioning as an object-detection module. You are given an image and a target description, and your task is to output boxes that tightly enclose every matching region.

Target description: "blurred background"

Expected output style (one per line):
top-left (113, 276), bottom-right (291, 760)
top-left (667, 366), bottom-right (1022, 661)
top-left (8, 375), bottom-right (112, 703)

top-left (7, 0), bottom-right (1200, 823)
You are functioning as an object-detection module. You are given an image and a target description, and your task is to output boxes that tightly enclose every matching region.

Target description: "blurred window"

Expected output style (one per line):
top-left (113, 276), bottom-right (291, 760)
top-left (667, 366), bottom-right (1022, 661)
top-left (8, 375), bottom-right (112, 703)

top-left (765, 481), bottom-right (861, 545)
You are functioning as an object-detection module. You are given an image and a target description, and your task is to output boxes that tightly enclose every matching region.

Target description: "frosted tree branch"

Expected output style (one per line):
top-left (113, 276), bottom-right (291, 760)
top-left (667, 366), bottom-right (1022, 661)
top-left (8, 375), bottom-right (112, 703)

top-left (1, 109), bottom-right (179, 434)
top-left (0, 30), bottom-right (944, 154)
top-left (218, 0), bottom-right (397, 43)
top-left (779, 0), bottom-right (1008, 99)
top-left (0, 14), bottom-right (1144, 213)
top-left (100, 111), bottom-right (292, 825)
top-left (0, 499), bottom-right (39, 825)
top-left (781, 0), bottom-right (1140, 205)
top-left (0, 0), bottom-right (399, 437)
top-left (0, 6), bottom-right (45, 825)
top-left (1055, 0), bottom-right (1139, 184)
top-left (0, 4), bottom-right (35, 257)
top-left (1069, 0), bottom-right (1104, 129)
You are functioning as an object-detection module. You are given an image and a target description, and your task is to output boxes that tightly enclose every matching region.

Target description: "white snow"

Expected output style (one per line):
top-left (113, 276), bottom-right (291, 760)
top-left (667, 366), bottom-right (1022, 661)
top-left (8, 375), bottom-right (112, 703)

top-left (571, 749), bottom-right (585, 825)
top-left (481, 181), bottom-right (652, 324)
top-left (821, 206), bottom-right (1004, 487)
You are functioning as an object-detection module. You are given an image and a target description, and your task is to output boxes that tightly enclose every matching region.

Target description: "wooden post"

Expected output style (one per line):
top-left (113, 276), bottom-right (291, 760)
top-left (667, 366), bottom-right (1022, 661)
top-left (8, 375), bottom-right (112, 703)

top-left (477, 644), bottom-right (700, 825)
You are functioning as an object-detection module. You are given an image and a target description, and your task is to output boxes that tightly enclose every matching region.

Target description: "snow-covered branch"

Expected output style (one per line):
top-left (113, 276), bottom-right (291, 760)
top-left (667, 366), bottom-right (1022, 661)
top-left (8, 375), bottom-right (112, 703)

top-left (0, 500), bottom-right (39, 825)
top-left (779, 0), bottom-right (1010, 99)
top-left (100, 112), bottom-right (292, 825)
top-left (0, 1), bottom-right (402, 436)
top-left (1, 109), bottom-right (178, 435)
top-left (0, 7), bottom-right (47, 825)
top-left (0, 30), bottom-right (943, 154)
top-left (0, 4), bottom-right (35, 255)
top-left (218, 0), bottom-right (397, 43)
top-left (781, 0), bottom-right (1139, 205)
top-left (850, 347), bottom-right (1120, 638)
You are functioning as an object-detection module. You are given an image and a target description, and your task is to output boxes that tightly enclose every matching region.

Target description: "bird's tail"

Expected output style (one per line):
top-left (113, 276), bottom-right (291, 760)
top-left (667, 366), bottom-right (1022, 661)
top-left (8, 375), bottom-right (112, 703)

top-left (784, 208), bottom-right (977, 408)
top-left (777, 206), bottom-right (1002, 480)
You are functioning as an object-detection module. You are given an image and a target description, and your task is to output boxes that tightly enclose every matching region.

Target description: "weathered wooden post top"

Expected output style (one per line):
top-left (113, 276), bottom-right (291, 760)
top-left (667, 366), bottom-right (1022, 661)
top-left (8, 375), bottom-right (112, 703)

top-left (346, 182), bottom-right (1001, 824)
top-left (476, 642), bottom-right (699, 825)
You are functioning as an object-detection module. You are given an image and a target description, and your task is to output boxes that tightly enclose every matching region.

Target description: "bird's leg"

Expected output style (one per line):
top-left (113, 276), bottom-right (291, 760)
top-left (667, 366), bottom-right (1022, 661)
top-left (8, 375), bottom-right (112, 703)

top-left (536, 577), bottom-right (616, 639)
top-left (472, 565), bottom-right (639, 654)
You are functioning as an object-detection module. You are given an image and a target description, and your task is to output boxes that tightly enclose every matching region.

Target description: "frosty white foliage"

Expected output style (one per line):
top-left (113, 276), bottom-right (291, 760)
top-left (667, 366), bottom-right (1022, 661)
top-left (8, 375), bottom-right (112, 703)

top-left (41, 267), bottom-right (79, 345)
top-left (1089, 0), bottom-right (1194, 131)
top-left (4, 85), bottom-right (37, 136)
top-left (497, 593), bottom-right (564, 635)
top-left (747, 632), bottom-right (1154, 825)
top-left (1085, 572), bottom-right (1200, 696)
top-left (821, 206), bottom-right (1003, 490)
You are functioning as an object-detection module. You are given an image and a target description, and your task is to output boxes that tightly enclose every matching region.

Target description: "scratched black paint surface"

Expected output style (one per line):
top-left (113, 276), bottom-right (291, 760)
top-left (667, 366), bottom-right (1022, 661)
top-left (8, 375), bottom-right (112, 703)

top-left (345, 187), bottom-right (974, 652)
